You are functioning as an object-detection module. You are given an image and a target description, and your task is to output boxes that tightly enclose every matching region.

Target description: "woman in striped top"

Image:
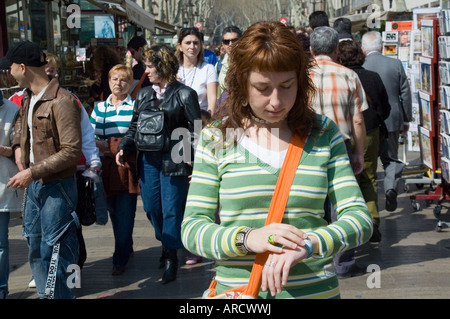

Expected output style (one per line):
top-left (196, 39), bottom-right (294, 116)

top-left (90, 64), bottom-right (137, 276)
top-left (181, 21), bottom-right (373, 299)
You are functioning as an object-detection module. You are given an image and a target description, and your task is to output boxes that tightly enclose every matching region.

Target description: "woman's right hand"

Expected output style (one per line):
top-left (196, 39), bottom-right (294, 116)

top-left (116, 149), bottom-right (125, 167)
top-left (245, 223), bottom-right (307, 254)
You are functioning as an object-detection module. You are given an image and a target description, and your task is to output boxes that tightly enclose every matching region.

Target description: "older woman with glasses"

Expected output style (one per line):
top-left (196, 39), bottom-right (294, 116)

top-left (176, 27), bottom-right (218, 115)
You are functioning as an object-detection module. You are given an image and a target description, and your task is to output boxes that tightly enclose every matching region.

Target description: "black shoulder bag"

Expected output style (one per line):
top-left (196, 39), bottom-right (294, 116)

top-left (135, 91), bottom-right (170, 152)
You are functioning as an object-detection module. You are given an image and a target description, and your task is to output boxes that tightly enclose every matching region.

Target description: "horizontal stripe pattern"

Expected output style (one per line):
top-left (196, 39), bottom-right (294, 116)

top-left (90, 95), bottom-right (134, 139)
top-left (181, 114), bottom-right (372, 298)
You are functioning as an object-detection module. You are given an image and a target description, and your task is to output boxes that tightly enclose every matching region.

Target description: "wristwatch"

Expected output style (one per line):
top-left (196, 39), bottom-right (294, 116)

top-left (235, 227), bottom-right (253, 254)
top-left (304, 237), bottom-right (314, 258)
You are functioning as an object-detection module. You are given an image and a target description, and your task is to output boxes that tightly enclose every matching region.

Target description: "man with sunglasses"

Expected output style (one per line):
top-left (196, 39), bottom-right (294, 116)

top-left (217, 26), bottom-right (242, 97)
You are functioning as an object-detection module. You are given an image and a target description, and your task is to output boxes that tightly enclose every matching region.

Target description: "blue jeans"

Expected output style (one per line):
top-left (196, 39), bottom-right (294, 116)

top-left (139, 152), bottom-right (189, 250)
top-left (23, 176), bottom-right (80, 299)
top-left (106, 191), bottom-right (137, 266)
top-left (0, 212), bottom-right (10, 298)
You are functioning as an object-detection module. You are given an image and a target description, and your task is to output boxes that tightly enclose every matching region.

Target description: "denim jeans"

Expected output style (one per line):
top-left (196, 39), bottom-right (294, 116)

top-left (139, 152), bottom-right (189, 250)
top-left (23, 176), bottom-right (80, 299)
top-left (0, 212), bottom-right (10, 299)
top-left (106, 191), bottom-right (137, 266)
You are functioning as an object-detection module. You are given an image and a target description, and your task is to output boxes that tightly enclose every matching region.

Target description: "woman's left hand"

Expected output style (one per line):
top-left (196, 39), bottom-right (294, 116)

top-left (116, 149), bottom-right (125, 167)
top-left (261, 247), bottom-right (309, 297)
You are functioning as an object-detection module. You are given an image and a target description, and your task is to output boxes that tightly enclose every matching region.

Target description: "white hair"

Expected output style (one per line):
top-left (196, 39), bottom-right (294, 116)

top-left (361, 31), bottom-right (382, 53)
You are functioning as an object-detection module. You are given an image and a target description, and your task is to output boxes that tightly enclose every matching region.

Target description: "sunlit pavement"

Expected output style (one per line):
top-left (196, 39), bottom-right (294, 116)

top-left (6, 145), bottom-right (450, 299)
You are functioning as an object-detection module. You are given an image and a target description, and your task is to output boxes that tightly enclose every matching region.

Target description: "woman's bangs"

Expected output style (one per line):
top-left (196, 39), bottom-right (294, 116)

top-left (251, 45), bottom-right (300, 73)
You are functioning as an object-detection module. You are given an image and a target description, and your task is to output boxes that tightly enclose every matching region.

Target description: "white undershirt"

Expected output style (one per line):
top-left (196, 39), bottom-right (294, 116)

top-left (239, 135), bottom-right (287, 169)
top-left (28, 85), bottom-right (49, 163)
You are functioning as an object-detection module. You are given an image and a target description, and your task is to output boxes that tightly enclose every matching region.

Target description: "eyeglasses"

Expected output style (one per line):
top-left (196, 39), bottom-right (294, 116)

top-left (222, 38), bottom-right (239, 45)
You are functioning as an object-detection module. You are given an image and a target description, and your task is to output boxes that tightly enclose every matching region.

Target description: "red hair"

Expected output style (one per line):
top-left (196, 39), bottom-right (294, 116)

top-left (216, 21), bottom-right (318, 138)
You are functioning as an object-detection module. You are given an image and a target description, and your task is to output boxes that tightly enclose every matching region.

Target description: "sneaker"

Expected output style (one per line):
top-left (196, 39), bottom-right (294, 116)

top-left (385, 189), bottom-right (398, 212)
top-left (28, 278), bottom-right (36, 288)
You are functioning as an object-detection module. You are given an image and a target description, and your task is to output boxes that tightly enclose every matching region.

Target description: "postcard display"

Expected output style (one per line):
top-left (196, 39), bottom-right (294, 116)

top-left (405, 15), bottom-right (450, 219)
top-left (432, 9), bottom-right (450, 230)
top-left (404, 11), bottom-right (450, 231)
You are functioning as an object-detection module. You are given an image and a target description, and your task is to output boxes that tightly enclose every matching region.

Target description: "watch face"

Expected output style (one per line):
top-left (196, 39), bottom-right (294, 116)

top-left (236, 233), bottom-right (244, 245)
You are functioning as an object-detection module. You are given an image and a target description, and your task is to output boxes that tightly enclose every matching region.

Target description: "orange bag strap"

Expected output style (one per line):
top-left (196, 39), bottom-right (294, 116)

top-left (131, 71), bottom-right (147, 99)
top-left (245, 133), bottom-right (306, 298)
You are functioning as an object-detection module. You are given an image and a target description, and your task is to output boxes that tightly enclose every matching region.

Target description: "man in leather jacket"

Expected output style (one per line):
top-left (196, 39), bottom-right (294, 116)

top-left (2, 41), bottom-right (82, 299)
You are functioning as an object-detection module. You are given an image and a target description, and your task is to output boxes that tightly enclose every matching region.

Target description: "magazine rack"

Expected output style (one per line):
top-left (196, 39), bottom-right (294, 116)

top-left (408, 14), bottom-right (450, 231)
top-left (407, 18), bottom-right (450, 224)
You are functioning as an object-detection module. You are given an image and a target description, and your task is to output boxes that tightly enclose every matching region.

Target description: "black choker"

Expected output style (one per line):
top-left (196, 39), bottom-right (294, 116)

top-left (250, 112), bottom-right (268, 124)
top-left (250, 112), bottom-right (287, 124)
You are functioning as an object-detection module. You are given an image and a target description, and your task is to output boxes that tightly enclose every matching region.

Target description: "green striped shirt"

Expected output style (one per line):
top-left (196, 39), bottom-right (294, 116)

top-left (181, 114), bottom-right (373, 299)
top-left (90, 94), bottom-right (134, 139)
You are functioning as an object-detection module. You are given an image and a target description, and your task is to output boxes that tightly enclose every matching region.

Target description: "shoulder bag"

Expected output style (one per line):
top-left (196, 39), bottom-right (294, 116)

top-left (135, 91), bottom-right (170, 152)
top-left (202, 134), bottom-right (306, 299)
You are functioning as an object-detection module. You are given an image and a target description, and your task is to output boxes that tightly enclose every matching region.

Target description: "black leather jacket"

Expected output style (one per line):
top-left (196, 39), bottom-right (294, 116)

top-left (119, 81), bottom-right (201, 176)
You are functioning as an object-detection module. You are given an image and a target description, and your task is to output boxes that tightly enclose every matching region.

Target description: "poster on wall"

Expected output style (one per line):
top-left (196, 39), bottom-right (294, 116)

top-left (94, 16), bottom-right (115, 39)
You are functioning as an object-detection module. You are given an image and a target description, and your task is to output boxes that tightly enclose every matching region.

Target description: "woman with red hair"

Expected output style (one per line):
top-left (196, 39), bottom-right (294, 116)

top-left (182, 21), bottom-right (373, 299)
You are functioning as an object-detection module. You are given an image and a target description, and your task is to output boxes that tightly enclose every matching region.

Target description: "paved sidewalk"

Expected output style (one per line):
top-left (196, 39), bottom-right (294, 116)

top-left (5, 150), bottom-right (450, 299)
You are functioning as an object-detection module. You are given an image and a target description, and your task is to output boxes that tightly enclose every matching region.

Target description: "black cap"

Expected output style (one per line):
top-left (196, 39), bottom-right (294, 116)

top-left (338, 32), bottom-right (353, 42)
top-left (0, 41), bottom-right (47, 69)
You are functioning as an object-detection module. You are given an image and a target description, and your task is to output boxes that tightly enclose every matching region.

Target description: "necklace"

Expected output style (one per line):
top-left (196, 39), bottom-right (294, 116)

top-left (250, 112), bottom-right (268, 124)
top-left (250, 112), bottom-right (288, 125)
top-left (182, 65), bottom-right (197, 87)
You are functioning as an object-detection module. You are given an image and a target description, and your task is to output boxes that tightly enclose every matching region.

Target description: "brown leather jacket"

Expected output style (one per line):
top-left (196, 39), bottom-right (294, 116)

top-left (12, 78), bottom-right (82, 184)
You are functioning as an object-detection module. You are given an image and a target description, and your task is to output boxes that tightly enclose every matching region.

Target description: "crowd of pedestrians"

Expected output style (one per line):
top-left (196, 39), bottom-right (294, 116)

top-left (0, 10), bottom-right (412, 299)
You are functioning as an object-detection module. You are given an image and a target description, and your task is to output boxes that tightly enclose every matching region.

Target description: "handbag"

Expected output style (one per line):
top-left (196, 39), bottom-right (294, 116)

top-left (75, 172), bottom-right (96, 226)
top-left (135, 108), bottom-right (170, 152)
top-left (202, 134), bottom-right (306, 299)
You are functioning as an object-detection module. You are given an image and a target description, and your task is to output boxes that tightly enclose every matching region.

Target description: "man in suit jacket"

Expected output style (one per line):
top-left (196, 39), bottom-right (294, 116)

top-left (361, 31), bottom-right (412, 212)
